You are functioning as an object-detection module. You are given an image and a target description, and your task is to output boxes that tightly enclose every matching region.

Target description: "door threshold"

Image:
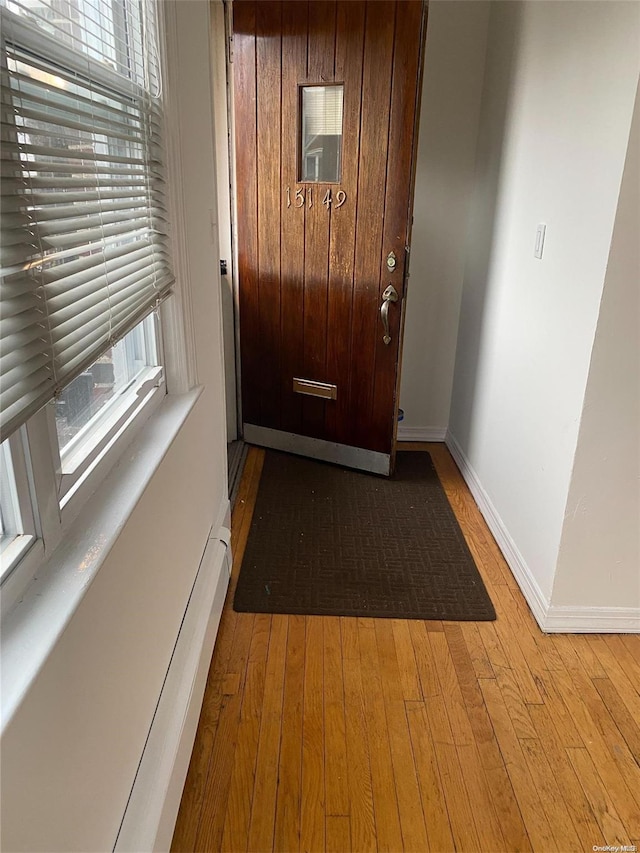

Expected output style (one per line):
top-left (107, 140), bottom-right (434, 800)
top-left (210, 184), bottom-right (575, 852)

top-left (243, 424), bottom-right (391, 475)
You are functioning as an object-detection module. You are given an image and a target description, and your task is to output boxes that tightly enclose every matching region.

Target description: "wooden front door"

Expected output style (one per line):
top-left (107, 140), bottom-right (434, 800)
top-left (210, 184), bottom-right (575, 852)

top-left (233, 0), bottom-right (426, 475)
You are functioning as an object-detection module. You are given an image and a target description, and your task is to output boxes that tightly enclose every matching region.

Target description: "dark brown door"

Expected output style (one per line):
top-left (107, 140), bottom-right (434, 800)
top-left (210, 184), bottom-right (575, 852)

top-left (233, 0), bottom-right (426, 474)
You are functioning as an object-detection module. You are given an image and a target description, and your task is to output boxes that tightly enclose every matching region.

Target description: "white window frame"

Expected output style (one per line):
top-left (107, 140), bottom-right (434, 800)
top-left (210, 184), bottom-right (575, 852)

top-left (0, 315), bottom-right (168, 614)
top-left (0, 0), bottom-right (190, 616)
top-left (0, 429), bottom-right (37, 581)
top-left (54, 313), bottom-right (165, 514)
top-left (59, 367), bottom-right (164, 503)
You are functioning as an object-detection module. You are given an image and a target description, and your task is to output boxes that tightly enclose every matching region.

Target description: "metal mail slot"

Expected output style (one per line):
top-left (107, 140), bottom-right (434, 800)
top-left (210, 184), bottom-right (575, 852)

top-left (292, 377), bottom-right (337, 400)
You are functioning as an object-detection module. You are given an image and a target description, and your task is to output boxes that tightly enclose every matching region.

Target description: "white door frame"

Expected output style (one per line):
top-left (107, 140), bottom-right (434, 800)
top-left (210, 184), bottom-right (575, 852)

top-left (210, 0), bottom-right (240, 442)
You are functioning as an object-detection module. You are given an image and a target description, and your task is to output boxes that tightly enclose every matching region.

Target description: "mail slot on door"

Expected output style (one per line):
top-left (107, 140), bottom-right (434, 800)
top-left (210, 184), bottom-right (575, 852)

top-left (292, 378), bottom-right (338, 400)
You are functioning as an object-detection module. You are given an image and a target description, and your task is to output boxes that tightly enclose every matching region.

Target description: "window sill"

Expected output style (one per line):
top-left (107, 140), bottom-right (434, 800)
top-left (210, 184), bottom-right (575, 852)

top-left (61, 366), bottom-right (164, 480)
top-left (0, 386), bottom-right (203, 733)
top-left (60, 367), bottom-right (166, 524)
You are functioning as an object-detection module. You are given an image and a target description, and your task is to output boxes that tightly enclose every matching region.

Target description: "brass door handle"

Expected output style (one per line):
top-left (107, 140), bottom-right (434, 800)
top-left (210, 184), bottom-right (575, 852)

top-left (380, 284), bottom-right (398, 345)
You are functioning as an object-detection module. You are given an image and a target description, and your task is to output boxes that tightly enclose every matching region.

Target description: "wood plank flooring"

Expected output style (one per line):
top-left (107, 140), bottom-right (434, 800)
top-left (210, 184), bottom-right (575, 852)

top-left (171, 443), bottom-right (640, 852)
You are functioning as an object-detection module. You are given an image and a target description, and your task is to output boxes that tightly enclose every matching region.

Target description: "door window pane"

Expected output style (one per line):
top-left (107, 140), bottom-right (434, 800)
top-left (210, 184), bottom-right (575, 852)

top-left (300, 85), bottom-right (343, 183)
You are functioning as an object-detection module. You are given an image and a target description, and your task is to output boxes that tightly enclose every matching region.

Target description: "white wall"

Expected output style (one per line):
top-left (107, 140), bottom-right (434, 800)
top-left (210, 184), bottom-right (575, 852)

top-left (399, 0), bottom-right (490, 437)
top-left (551, 84), bottom-right (640, 613)
top-left (448, 1), bottom-right (640, 607)
top-left (0, 2), bottom-right (230, 849)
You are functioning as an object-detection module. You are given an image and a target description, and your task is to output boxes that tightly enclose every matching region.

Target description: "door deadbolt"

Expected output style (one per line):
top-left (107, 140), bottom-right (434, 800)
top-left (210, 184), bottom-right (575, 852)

top-left (386, 251), bottom-right (397, 272)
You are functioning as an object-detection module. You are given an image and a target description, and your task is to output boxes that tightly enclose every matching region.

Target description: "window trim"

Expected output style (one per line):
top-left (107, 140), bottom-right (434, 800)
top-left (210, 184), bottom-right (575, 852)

top-left (0, 312), bottom-right (170, 612)
top-left (60, 367), bottom-right (164, 486)
top-left (55, 312), bottom-right (165, 506)
top-left (60, 365), bottom-right (166, 523)
top-left (0, 0), bottom-right (186, 605)
top-left (0, 428), bottom-right (37, 583)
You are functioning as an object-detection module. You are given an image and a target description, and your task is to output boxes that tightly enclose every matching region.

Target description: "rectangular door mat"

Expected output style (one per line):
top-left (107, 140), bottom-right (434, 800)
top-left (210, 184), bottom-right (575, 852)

top-left (233, 450), bottom-right (496, 621)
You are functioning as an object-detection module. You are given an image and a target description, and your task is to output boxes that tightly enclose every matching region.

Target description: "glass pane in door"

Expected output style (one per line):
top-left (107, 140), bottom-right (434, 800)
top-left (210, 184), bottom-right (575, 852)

top-left (300, 85), bottom-right (344, 183)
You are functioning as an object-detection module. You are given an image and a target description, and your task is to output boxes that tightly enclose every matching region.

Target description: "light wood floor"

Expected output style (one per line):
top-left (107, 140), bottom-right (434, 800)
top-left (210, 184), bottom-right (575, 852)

top-left (171, 444), bottom-right (640, 853)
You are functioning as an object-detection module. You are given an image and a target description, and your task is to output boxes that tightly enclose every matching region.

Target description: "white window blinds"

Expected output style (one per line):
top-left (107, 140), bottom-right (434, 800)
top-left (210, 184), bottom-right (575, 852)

top-left (302, 85), bottom-right (344, 136)
top-left (0, 0), bottom-right (172, 439)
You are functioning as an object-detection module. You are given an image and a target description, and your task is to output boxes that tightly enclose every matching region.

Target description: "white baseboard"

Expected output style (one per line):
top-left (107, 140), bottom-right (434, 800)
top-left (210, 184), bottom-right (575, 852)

top-left (397, 425), bottom-right (447, 442)
top-left (445, 431), bottom-right (550, 630)
top-left (115, 522), bottom-right (231, 852)
top-left (445, 431), bottom-right (640, 634)
top-left (544, 606), bottom-right (640, 633)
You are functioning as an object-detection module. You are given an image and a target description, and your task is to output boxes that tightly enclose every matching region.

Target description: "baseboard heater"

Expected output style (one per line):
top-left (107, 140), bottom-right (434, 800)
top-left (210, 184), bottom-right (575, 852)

top-left (113, 527), bottom-right (231, 852)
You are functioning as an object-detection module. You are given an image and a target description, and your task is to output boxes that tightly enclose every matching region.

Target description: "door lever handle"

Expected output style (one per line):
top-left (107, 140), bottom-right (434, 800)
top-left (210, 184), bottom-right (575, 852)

top-left (380, 284), bottom-right (399, 345)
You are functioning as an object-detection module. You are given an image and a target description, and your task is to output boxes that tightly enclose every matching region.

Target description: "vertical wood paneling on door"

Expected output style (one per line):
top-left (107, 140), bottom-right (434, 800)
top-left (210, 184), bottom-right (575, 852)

top-left (326, 1), bottom-right (366, 445)
top-left (306, 0), bottom-right (336, 80)
top-left (256, 1), bottom-right (283, 429)
top-left (279, 1), bottom-right (308, 436)
top-left (236, 0), bottom-right (426, 467)
top-left (234, 1), bottom-right (259, 426)
top-left (301, 1), bottom-right (337, 438)
top-left (349, 1), bottom-right (395, 451)
top-left (371, 1), bottom-right (424, 454)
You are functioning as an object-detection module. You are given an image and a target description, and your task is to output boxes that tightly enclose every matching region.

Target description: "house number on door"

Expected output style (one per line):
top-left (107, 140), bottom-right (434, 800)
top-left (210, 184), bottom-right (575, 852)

top-left (286, 187), bottom-right (346, 210)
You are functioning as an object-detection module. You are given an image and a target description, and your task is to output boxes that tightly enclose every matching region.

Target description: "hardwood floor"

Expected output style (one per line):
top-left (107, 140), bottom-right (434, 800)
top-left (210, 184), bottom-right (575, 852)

top-left (171, 444), bottom-right (640, 853)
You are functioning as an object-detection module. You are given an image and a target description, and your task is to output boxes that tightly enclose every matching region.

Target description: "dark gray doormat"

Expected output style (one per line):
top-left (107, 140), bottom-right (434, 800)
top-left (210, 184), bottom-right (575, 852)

top-left (233, 450), bottom-right (496, 621)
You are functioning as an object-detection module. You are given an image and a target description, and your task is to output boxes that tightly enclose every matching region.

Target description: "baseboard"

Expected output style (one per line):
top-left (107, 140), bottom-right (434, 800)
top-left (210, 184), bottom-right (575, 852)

top-left (114, 526), bottom-right (231, 852)
top-left (446, 432), bottom-right (640, 634)
top-left (397, 425), bottom-right (447, 442)
top-left (543, 606), bottom-right (640, 633)
top-left (445, 431), bottom-right (550, 631)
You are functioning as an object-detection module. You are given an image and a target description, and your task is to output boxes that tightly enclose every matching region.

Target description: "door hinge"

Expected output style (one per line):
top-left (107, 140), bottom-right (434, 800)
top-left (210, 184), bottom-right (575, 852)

top-left (227, 34), bottom-right (234, 63)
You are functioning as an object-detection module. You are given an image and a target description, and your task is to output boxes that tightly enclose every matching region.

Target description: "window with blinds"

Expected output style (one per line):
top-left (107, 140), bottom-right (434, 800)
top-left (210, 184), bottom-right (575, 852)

top-left (0, 0), bottom-right (173, 440)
